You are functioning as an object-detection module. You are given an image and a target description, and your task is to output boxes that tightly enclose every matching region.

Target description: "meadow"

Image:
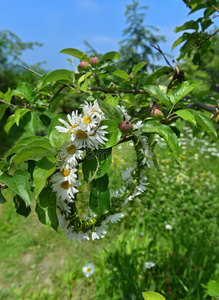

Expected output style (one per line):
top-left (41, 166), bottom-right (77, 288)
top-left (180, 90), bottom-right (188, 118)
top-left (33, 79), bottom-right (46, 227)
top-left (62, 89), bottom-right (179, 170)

top-left (0, 124), bottom-right (219, 300)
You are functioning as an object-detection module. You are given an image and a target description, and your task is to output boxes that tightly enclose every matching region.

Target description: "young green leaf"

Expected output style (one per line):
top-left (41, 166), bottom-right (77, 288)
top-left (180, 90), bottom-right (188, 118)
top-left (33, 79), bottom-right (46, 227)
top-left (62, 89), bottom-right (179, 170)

top-left (100, 51), bottom-right (120, 61)
top-left (97, 99), bottom-right (123, 121)
top-left (49, 93), bottom-right (66, 112)
top-left (175, 109), bottom-right (197, 125)
top-left (142, 121), bottom-right (179, 162)
top-left (170, 81), bottom-right (199, 105)
top-left (59, 48), bottom-right (90, 62)
top-left (4, 108), bottom-right (30, 134)
top-left (132, 62), bottom-right (147, 76)
top-left (174, 20), bottom-right (199, 33)
top-left (144, 67), bottom-right (172, 85)
top-left (142, 291), bottom-right (166, 300)
top-left (89, 173), bottom-right (110, 215)
top-left (113, 70), bottom-right (129, 81)
top-left (12, 82), bottom-right (34, 101)
top-left (37, 69), bottom-right (74, 91)
top-left (78, 71), bottom-right (92, 84)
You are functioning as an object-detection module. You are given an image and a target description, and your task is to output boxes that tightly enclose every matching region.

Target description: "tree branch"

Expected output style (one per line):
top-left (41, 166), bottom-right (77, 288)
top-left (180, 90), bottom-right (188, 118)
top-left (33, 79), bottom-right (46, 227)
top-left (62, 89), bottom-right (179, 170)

top-left (88, 87), bottom-right (149, 95)
top-left (0, 99), bottom-right (16, 107)
top-left (205, 0), bottom-right (219, 12)
top-left (23, 66), bottom-right (42, 77)
top-left (150, 40), bottom-right (174, 71)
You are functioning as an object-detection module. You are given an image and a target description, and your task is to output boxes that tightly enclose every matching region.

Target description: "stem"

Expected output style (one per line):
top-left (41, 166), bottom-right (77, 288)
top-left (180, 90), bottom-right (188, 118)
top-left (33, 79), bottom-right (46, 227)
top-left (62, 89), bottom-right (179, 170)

top-left (0, 99), bottom-right (16, 107)
top-left (23, 67), bottom-right (42, 77)
top-left (205, 0), bottom-right (219, 12)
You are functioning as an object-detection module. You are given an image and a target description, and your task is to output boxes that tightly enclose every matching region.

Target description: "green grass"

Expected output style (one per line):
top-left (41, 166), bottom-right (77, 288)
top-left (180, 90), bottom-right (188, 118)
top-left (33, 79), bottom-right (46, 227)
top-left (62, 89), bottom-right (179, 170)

top-left (0, 126), bottom-right (219, 299)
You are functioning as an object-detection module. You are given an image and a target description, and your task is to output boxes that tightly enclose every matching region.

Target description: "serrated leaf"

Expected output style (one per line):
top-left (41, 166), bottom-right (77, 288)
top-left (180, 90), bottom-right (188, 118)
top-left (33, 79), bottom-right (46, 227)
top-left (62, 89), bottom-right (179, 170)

top-left (82, 148), bottom-right (112, 182)
top-left (143, 85), bottom-right (170, 106)
top-left (49, 93), bottom-right (66, 112)
top-left (59, 48), bottom-right (90, 62)
top-left (97, 99), bottom-right (123, 121)
top-left (13, 195), bottom-right (31, 217)
top-left (33, 156), bottom-right (56, 197)
top-left (100, 51), bottom-right (120, 61)
top-left (132, 62), bottom-right (147, 75)
top-left (174, 20), bottom-right (199, 33)
top-left (35, 187), bottom-right (58, 231)
top-left (104, 95), bottom-right (119, 107)
top-left (175, 110), bottom-right (197, 125)
top-left (170, 81), bottom-right (199, 105)
top-left (0, 170), bottom-right (32, 206)
top-left (89, 173), bottom-right (110, 215)
top-left (12, 82), bottom-right (34, 101)
top-left (37, 69), bottom-right (74, 90)
top-left (188, 109), bottom-right (217, 141)
top-left (4, 108), bottom-right (30, 134)
top-left (144, 67), bottom-right (172, 85)
top-left (142, 121), bottom-right (179, 162)
top-left (142, 291), bottom-right (166, 300)
top-left (113, 70), bottom-right (129, 80)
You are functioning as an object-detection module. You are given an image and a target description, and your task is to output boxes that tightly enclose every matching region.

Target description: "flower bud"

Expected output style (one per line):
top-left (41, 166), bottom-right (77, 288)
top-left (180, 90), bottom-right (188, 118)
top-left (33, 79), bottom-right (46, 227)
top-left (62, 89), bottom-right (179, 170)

top-left (151, 108), bottom-right (164, 120)
top-left (90, 56), bottom-right (99, 66)
top-left (79, 61), bottom-right (90, 70)
top-left (120, 121), bottom-right (133, 133)
top-left (129, 73), bottom-right (134, 79)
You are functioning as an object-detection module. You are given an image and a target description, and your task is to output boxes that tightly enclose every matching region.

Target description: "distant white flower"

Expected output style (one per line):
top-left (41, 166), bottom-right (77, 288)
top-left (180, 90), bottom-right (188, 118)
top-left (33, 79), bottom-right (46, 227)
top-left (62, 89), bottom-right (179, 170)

top-left (82, 263), bottom-right (95, 277)
top-left (91, 222), bottom-right (108, 240)
top-left (117, 105), bottom-right (131, 121)
top-left (105, 213), bottom-right (124, 224)
top-left (165, 224), bottom-right (173, 230)
top-left (133, 120), bottom-right (143, 130)
top-left (145, 262), bottom-right (155, 269)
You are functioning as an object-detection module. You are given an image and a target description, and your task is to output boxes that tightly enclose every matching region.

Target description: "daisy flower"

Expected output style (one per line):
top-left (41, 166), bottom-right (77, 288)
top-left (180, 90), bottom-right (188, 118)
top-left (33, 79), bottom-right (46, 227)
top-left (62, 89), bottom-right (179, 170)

top-left (81, 100), bottom-right (104, 122)
top-left (56, 208), bottom-right (68, 230)
top-left (105, 213), bottom-right (124, 224)
top-left (117, 105), bottom-right (131, 121)
top-left (145, 262), bottom-right (155, 269)
top-left (165, 224), bottom-right (173, 230)
top-left (91, 222), bottom-right (108, 240)
top-left (82, 263), bottom-right (95, 277)
top-left (59, 141), bottom-right (84, 167)
top-left (51, 167), bottom-right (79, 185)
top-left (55, 112), bottom-right (81, 136)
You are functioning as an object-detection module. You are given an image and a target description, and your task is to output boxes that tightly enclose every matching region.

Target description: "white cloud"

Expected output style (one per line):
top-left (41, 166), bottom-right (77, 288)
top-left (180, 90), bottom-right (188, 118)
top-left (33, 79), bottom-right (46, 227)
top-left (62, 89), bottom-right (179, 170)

top-left (77, 0), bottom-right (100, 13)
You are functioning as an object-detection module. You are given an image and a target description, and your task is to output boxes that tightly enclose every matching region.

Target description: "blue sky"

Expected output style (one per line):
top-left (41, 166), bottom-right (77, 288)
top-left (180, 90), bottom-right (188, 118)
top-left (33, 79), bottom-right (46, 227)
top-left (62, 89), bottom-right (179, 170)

top-left (1, 0), bottom-right (218, 71)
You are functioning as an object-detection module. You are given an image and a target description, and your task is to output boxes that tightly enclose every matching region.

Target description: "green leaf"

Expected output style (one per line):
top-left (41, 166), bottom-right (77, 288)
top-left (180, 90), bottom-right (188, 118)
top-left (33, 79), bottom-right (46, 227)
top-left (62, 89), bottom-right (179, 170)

top-left (49, 114), bottom-right (71, 149)
top-left (59, 48), bottom-right (90, 62)
top-left (144, 67), bottom-right (172, 85)
top-left (188, 110), bottom-right (217, 141)
top-left (132, 62), bottom-right (147, 75)
top-left (143, 85), bottom-right (170, 106)
top-left (0, 189), bottom-right (6, 204)
top-left (0, 104), bottom-right (9, 121)
top-left (78, 71), bottom-right (92, 84)
top-left (89, 173), bottom-right (110, 215)
top-left (142, 291), bottom-right (166, 300)
top-left (172, 35), bottom-right (188, 51)
top-left (13, 195), bottom-right (31, 217)
top-left (104, 95), bottom-right (119, 107)
top-left (174, 20), bottom-right (199, 33)
top-left (99, 120), bottom-right (122, 148)
top-left (142, 121), bottom-right (179, 162)
top-left (97, 99), bottom-right (123, 121)
top-left (100, 51), bottom-right (120, 61)
top-left (170, 81), bottom-right (199, 105)
top-left (12, 82), bottom-right (34, 101)
top-left (0, 170), bottom-right (32, 206)
top-left (175, 110), bottom-right (197, 125)
top-left (4, 108), bottom-right (30, 134)
top-left (113, 70), bottom-right (129, 81)
top-left (82, 148), bottom-right (112, 182)
top-left (207, 280), bottom-right (219, 297)
top-left (49, 93), bottom-right (66, 112)
top-left (33, 156), bottom-right (56, 197)
top-left (35, 187), bottom-right (58, 231)
top-left (37, 69), bottom-right (74, 90)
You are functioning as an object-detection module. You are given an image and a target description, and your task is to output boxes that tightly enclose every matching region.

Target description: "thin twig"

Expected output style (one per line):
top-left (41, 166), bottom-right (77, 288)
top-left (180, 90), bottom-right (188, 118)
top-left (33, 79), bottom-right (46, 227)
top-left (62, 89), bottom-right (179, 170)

top-left (205, 0), bottom-right (219, 12)
top-left (23, 66), bottom-right (42, 77)
top-left (198, 29), bottom-right (219, 47)
top-left (88, 87), bottom-right (149, 95)
top-left (212, 14), bottom-right (219, 19)
top-left (0, 99), bottom-right (16, 107)
top-left (150, 40), bottom-right (174, 71)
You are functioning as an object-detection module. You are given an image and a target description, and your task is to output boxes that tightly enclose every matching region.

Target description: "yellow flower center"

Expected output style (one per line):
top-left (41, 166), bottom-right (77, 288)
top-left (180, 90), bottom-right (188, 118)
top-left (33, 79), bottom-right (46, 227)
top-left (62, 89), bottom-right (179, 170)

top-left (67, 145), bottom-right (76, 154)
top-left (76, 129), bottom-right (88, 139)
top-left (86, 267), bottom-right (91, 272)
top-left (61, 168), bottom-right (71, 177)
top-left (70, 124), bottom-right (78, 133)
top-left (61, 180), bottom-right (71, 189)
top-left (84, 116), bottom-right (91, 125)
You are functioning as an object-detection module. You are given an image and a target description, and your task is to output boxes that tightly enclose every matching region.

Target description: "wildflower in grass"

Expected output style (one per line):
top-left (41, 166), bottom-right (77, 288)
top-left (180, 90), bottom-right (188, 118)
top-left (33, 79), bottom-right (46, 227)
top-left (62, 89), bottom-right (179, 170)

top-left (82, 263), bottom-right (95, 277)
top-left (165, 224), bottom-right (173, 230)
top-left (145, 262), bottom-right (155, 269)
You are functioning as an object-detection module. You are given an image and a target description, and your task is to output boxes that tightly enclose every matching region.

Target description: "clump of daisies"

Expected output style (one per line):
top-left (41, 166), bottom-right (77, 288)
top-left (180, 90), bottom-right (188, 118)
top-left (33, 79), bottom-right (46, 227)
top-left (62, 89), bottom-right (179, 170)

top-left (50, 100), bottom-right (152, 242)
